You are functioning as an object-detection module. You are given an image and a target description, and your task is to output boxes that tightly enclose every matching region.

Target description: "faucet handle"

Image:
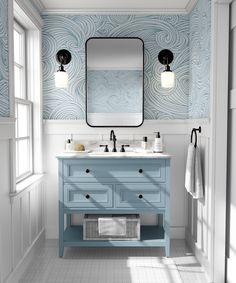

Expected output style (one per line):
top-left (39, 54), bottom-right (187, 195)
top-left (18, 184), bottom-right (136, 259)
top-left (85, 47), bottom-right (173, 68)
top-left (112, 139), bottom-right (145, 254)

top-left (120, 145), bottom-right (130, 152)
top-left (99, 144), bottom-right (109, 152)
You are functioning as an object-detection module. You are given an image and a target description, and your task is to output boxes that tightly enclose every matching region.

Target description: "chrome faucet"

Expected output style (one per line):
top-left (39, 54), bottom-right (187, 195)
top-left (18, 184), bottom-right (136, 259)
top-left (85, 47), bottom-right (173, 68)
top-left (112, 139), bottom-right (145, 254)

top-left (110, 130), bottom-right (117, 152)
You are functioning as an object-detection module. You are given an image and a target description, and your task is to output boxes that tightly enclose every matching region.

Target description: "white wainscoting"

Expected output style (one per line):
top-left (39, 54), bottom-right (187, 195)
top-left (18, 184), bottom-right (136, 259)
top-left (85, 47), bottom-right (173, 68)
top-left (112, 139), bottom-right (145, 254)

top-left (0, 135), bottom-right (13, 283)
top-left (0, 121), bottom-right (45, 283)
top-left (43, 119), bottom-right (210, 247)
top-left (6, 179), bottom-right (45, 283)
top-left (227, 108), bottom-right (236, 283)
top-left (0, 118), bottom-right (212, 281)
top-left (185, 130), bottom-right (211, 278)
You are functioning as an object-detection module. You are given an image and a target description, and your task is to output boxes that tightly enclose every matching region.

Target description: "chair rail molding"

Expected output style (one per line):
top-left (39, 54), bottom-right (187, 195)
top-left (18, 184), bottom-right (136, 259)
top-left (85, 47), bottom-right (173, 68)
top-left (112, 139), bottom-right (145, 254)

top-left (43, 119), bottom-right (210, 136)
top-left (0, 118), bottom-right (15, 139)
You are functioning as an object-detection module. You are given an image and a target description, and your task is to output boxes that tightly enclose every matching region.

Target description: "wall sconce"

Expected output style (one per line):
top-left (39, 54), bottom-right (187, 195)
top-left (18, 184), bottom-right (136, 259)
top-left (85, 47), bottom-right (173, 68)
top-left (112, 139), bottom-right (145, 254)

top-left (158, 49), bottom-right (175, 89)
top-left (55, 49), bottom-right (72, 88)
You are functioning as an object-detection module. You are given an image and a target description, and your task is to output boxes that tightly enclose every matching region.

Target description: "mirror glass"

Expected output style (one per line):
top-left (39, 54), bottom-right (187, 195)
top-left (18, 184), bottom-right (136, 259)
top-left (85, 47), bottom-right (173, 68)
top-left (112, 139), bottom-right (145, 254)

top-left (86, 38), bottom-right (144, 127)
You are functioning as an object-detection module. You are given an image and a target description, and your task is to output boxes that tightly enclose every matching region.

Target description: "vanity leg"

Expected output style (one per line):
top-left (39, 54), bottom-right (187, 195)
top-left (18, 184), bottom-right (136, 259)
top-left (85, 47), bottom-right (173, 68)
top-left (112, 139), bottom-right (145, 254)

top-left (163, 211), bottom-right (170, 257)
top-left (59, 201), bottom-right (64, 257)
top-left (165, 235), bottom-right (170, 257)
top-left (59, 244), bottom-right (64, 258)
top-left (67, 214), bottom-right (72, 227)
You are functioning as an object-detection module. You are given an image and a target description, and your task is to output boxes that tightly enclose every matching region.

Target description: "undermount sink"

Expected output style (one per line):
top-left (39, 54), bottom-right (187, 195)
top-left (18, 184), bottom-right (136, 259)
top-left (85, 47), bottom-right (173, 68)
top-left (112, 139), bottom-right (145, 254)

top-left (88, 150), bottom-right (164, 158)
top-left (89, 151), bottom-right (137, 156)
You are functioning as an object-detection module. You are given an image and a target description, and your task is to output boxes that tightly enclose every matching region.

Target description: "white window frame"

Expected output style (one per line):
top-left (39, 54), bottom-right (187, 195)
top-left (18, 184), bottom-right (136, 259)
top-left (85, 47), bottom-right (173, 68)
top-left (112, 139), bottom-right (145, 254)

top-left (10, 0), bottom-right (43, 194)
top-left (15, 98), bottom-right (33, 182)
top-left (14, 20), bottom-right (34, 183)
top-left (14, 21), bottom-right (26, 100)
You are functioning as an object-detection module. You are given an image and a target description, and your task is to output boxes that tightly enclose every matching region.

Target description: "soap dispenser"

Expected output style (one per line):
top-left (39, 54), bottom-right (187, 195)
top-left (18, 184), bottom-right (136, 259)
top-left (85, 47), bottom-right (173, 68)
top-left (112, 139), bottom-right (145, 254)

top-left (65, 139), bottom-right (72, 151)
top-left (141, 136), bottom-right (148, 150)
top-left (153, 132), bottom-right (163, 153)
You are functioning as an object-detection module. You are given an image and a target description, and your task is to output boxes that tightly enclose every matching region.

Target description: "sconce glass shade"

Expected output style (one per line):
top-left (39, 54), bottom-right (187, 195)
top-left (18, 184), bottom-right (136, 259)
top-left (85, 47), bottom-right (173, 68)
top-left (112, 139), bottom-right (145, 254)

top-left (55, 70), bottom-right (68, 88)
top-left (161, 70), bottom-right (175, 88)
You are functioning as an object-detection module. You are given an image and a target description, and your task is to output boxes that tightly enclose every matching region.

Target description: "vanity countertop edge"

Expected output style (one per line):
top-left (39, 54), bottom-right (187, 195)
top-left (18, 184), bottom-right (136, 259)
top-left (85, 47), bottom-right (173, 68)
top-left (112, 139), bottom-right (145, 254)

top-left (56, 152), bottom-right (172, 159)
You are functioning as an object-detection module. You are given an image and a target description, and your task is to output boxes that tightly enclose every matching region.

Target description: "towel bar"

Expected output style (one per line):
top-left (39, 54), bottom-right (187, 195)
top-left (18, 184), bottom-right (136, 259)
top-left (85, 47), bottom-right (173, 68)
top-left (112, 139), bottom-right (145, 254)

top-left (191, 126), bottom-right (201, 147)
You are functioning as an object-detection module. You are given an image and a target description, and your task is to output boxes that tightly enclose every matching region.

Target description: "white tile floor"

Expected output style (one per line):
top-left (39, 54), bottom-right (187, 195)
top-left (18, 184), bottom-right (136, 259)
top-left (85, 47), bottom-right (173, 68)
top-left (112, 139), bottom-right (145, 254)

top-left (19, 240), bottom-right (207, 283)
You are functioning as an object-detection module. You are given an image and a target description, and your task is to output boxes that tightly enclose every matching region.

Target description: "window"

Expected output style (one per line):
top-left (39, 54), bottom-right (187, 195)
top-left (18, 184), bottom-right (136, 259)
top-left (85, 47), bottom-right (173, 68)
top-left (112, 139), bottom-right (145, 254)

top-left (14, 21), bottom-right (33, 182)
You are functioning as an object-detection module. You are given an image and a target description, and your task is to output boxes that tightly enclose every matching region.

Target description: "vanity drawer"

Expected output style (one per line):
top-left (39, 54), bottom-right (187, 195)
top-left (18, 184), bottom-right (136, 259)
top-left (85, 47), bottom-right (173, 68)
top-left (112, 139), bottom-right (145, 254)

top-left (63, 159), bottom-right (166, 182)
top-left (115, 183), bottom-right (166, 209)
top-left (64, 183), bottom-right (113, 208)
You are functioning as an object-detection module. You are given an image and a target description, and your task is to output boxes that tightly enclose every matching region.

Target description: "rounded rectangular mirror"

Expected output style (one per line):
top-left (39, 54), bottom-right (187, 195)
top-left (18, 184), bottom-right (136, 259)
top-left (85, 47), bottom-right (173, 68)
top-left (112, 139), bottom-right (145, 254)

top-left (86, 37), bottom-right (144, 127)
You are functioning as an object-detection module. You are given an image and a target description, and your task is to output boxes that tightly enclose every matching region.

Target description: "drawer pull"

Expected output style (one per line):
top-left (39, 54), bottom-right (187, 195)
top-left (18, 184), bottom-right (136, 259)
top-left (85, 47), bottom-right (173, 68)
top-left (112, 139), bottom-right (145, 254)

top-left (85, 169), bottom-right (90, 173)
top-left (138, 194), bottom-right (143, 199)
top-left (85, 194), bottom-right (90, 199)
top-left (139, 169), bottom-right (143, 173)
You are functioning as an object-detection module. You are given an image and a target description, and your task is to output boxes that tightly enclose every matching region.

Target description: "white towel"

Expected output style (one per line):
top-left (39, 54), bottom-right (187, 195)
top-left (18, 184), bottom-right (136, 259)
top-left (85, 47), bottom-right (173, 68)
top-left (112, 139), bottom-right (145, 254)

top-left (98, 217), bottom-right (126, 236)
top-left (185, 143), bottom-right (195, 194)
top-left (194, 146), bottom-right (204, 199)
top-left (185, 143), bottom-right (204, 199)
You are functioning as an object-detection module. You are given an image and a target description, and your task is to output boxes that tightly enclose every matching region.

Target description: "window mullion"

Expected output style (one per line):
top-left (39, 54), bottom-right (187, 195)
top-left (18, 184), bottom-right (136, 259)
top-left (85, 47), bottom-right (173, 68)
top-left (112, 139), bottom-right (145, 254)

top-left (14, 62), bottom-right (24, 69)
top-left (15, 98), bottom-right (32, 105)
top-left (16, 136), bottom-right (30, 141)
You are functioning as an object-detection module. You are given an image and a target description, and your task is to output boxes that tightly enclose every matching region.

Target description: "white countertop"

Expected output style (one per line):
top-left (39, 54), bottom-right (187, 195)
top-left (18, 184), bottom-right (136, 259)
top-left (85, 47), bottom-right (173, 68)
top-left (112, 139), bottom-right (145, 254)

top-left (56, 151), bottom-right (171, 159)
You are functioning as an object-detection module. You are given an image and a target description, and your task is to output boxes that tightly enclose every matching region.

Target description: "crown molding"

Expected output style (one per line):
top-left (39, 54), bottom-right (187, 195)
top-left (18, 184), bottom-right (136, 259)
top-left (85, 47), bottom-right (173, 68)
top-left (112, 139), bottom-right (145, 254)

top-left (31, 0), bottom-right (206, 15)
top-left (212, 0), bottom-right (233, 3)
top-left (42, 8), bottom-right (189, 15)
top-left (15, 0), bottom-right (43, 28)
top-left (185, 0), bottom-right (198, 13)
top-left (30, 0), bottom-right (45, 13)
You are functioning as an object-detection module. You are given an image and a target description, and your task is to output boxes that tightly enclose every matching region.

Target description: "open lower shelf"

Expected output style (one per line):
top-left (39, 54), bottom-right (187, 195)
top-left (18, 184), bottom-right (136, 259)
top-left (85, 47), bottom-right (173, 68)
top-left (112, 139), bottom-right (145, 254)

top-left (63, 225), bottom-right (166, 247)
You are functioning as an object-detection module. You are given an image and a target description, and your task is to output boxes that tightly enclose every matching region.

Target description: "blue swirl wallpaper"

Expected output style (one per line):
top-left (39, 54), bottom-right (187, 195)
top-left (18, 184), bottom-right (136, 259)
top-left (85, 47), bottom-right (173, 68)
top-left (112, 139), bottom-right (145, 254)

top-left (87, 70), bottom-right (142, 113)
top-left (42, 15), bottom-right (190, 119)
top-left (189, 0), bottom-right (211, 118)
top-left (0, 0), bottom-right (211, 120)
top-left (0, 0), bottom-right (9, 117)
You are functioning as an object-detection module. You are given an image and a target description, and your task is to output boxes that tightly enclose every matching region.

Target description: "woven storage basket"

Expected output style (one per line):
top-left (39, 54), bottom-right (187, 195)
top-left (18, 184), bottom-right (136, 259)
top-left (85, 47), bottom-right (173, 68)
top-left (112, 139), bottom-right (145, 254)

top-left (83, 214), bottom-right (140, 240)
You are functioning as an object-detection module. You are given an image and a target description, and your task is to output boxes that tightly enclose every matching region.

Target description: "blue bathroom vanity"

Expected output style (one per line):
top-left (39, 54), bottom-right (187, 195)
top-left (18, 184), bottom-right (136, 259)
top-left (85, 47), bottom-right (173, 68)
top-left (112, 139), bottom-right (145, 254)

top-left (57, 152), bottom-right (171, 257)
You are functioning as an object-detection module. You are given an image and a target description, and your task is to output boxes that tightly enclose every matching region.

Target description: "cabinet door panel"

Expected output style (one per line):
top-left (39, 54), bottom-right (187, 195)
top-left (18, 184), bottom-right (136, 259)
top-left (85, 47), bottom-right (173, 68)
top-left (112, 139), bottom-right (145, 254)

top-left (115, 183), bottom-right (166, 209)
top-left (64, 183), bottom-right (113, 208)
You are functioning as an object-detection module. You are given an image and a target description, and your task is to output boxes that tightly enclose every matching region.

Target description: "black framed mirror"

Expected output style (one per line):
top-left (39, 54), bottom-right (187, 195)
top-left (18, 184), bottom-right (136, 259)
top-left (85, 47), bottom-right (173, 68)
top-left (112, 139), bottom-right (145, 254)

top-left (85, 37), bottom-right (144, 127)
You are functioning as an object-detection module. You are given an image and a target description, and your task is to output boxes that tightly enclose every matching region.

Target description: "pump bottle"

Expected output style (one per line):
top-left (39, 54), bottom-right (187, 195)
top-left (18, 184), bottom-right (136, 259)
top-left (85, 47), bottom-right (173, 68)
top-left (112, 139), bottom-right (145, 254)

top-left (153, 132), bottom-right (163, 153)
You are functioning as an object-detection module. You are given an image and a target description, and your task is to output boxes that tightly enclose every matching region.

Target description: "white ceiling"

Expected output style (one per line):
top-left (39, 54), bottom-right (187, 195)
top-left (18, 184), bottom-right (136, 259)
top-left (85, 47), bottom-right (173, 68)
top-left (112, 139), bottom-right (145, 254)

top-left (36, 0), bottom-right (197, 14)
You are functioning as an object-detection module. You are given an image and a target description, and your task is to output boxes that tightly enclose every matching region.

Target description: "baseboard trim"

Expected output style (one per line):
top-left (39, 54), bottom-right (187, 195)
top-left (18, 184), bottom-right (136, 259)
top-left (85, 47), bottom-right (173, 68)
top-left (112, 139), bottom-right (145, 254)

top-left (227, 256), bottom-right (236, 283)
top-left (171, 227), bottom-right (186, 239)
top-left (5, 229), bottom-right (45, 283)
top-left (45, 225), bottom-right (61, 239)
top-left (185, 228), bottom-right (211, 282)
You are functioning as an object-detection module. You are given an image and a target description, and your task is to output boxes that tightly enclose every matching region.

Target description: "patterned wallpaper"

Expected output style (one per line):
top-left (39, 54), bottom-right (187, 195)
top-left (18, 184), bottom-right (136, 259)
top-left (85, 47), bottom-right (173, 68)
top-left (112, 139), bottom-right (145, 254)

top-left (189, 0), bottom-right (211, 118)
top-left (0, 0), bottom-right (9, 117)
top-left (42, 15), bottom-right (190, 119)
top-left (0, 0), bottom-right (212, 120)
